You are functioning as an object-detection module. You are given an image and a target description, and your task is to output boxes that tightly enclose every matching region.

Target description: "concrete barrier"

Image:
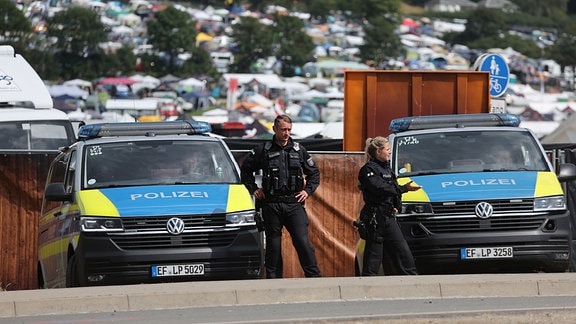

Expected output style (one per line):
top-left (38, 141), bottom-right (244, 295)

top-left (2, 273), bottom-right (576, 318)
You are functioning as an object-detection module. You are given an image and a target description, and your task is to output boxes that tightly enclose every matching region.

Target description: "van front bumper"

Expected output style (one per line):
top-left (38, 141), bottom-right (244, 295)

top-left (399, 211), bottom-right (572, 274)
top-left (75, 227), bottom-right (264, 286)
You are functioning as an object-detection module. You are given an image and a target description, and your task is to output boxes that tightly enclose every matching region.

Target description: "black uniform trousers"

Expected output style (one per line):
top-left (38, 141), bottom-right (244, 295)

top-left (261, 201), bottom-right (321, 278)
top-left (361, 214), bottom-right (418, 276)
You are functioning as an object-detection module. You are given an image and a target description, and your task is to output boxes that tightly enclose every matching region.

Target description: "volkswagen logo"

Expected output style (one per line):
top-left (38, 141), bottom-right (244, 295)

top-left (475, 202), bottom-right (493, 219)
top-left (166, 217), bottom-right (185, 235)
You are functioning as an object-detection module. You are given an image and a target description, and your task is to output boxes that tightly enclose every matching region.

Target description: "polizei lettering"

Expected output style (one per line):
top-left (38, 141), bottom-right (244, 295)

top-left (130, 191), bottom-right (209, 200)
top-left (441, 178), bottom-right (516, 188)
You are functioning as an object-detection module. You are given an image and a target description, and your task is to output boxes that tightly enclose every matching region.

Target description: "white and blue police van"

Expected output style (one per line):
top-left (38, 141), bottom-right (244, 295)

top-left (359, 113), bottom-right (576, 275)
top-left (38, 121), bottom-right (264, 287)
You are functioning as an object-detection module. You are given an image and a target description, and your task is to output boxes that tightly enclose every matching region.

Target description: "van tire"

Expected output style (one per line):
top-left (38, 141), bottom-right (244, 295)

top-left (37, 263), bottom-right (45, 289)
top-left (66, 255), bottom-right (79, 288)
top-left (354, 256), bottom-right (361, 276)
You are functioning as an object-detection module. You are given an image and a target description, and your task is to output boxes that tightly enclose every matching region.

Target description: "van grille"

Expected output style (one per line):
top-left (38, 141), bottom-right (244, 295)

top-left (417, 199), bottom-right (543, 232)
top-left (110, 214), bottom-right (235, 249)
top-left (420, 215), bottom-right (546, 232)
top-left (431, 199), bottom-right (534, 215)
top-left (121, 214), bottom-right (227, 230)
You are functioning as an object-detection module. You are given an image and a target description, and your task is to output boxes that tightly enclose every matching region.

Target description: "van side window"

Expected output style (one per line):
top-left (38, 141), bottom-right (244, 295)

top-left (41, 152), bottom-right (70, 214)
top-left (65, 150), bottom-right (77, 194)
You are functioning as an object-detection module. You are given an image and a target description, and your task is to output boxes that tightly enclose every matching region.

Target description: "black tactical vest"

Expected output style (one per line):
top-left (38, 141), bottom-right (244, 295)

top-left (261, 141), bottom-right (304, 195)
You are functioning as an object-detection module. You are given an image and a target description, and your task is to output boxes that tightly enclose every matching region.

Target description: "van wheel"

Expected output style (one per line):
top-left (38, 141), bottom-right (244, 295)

top-left (37, 263), bottom-right (45, 289)
top-left (66, 255), bottom-right (79, 288)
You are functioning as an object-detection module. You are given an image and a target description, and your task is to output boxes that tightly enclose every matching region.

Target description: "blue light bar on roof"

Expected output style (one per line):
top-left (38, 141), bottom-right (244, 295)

top-left (389, 113), bottom-right (521, 133)
top-left (78, 120), bottom-right (212, 140)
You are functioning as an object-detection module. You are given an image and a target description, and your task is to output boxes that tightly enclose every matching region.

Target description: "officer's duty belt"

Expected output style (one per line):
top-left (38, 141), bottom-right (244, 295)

top-left (266, 195), bottom-right (298, 203)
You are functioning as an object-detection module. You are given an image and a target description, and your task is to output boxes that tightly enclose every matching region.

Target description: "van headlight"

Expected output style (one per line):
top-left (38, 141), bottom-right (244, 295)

top-left (81, 217), bottom-right (124, 232)
top-left (534, 196), bottom-right (566, 211)
top-left (226, 211), bottom-right (256, 226)
top-left (398, 203), bottom-right (433, 217)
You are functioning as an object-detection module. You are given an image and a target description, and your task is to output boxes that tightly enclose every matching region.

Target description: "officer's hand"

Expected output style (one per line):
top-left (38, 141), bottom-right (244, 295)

top-left (405, 181), bottom-right (421, 191)
top-left (295, 190), bottom-right (308, 203)
top-left (254, 188), bottom-right (265, 200)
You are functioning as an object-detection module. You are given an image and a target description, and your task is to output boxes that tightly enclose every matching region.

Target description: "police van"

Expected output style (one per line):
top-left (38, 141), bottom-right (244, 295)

top-left (381, 113), bottom-right (576, 274)
top-left (38, 121), bottom-right (263, 288)
top-left (0, 45), bottom-right (75, 152)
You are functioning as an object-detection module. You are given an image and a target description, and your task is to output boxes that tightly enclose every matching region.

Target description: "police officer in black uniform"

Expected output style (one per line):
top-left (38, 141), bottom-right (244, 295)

top-left (241, 114), bottom-right (321, 278)
top-left (358, 136), bottom-right (421, 276)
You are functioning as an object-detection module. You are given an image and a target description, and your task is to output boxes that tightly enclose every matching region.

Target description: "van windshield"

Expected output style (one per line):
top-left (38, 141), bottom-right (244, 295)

top-left (394, 130), bottom-right (550, 177)
top-left (0, 121), bottom-right (75, 152)
top-left (83, 140), bottom-right (240, 189)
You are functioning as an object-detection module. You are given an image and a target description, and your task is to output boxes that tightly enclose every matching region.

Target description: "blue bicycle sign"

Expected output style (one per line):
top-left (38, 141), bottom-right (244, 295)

top-left (477, 54), bottom-right (509, 97)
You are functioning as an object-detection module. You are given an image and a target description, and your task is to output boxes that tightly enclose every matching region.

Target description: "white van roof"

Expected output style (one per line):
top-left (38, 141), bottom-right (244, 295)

top-left (0, 107), bottom-right (70, 121)
top-left (0, 45), bottom-right (53, 108)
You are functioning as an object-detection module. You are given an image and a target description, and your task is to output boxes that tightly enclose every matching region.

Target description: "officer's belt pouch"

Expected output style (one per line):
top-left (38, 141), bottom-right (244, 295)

top-left (354, 209), bottom-right (376, 240)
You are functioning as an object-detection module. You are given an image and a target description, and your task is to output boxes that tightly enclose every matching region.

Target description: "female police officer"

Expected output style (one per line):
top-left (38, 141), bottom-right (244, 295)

top-left (241, 115), bottom-right (321, 278)
top-left (358, 136), bottom-right (421, 276)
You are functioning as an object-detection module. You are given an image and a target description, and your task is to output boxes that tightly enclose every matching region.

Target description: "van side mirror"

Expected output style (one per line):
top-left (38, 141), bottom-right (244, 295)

top-left (557, 163), bottom-right (576, 182)
top-left (44, 183), bottom-right (73, 202)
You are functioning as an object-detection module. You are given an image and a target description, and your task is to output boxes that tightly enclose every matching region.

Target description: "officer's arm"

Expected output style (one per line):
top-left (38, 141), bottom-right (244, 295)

top-left (240, 149), bottom-right (260, 194)
top-left (361, 164), bottom-right (400, 197)
top-left (301, 146), bottom-right (320, 195)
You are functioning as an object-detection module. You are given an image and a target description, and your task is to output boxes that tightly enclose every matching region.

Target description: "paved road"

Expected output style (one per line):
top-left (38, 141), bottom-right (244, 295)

top-left (2, 273), bottom-right (576, 321)
top-left (4, 296), bottom-right (576, 323)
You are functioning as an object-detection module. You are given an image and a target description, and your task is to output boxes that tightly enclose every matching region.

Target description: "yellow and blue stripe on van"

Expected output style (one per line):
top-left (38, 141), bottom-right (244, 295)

top-left (77, 184), bottom-right (254, 216)
top-left (398, 171), bottom-right (563, 202)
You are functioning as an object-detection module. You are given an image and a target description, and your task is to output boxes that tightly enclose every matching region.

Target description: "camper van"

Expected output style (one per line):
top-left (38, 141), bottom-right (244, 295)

top-left (0, 45), bottom-right (75, 152)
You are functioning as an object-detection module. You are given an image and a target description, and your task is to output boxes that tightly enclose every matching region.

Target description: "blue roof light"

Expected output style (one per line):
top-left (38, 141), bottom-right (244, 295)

top-left (78, 120), bottom-right (212, 140)
top-left (389, 113), bottom-right (521, 133)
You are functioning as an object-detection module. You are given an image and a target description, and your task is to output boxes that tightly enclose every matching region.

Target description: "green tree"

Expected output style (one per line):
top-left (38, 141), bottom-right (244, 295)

top-left (272, 15), bottom-right (314, 77)
top-left (25, 48), bottom-right (59, 80)
top-left (337, 0), bottom-right (400, 20)
top-left (466, 34), bottom-right (541, 58)
top-left (47, 7), bottom-right (107, 79)
top-left (569, 0), bottom-right (576, 15)
top-left (359, 16), bottom-right (402, 69)
top-left (455, 8), bottom-right (506, 44)
top-left (229, 16), bottom-right (273, 73)
top-left (0, 0), bottom-right (33, 52)
top-left (302, 0), bottom-right (337, 19)
top-left (180, 46), bottom-right (219, 79)
top-left (99, 47), bottom-right (138, 77)
top-left (510, 0), bottom-right (567, 18)
top-left (146, 6), bottom-right (197, 74)
top-left (548, 22), bottom-right (576, 67)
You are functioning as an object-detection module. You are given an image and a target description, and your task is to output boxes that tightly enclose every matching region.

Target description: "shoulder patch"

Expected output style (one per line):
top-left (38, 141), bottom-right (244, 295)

top-left (293, 142), bottom-right (300, 151)
top-left (307, 157), bottom-right (314, 167)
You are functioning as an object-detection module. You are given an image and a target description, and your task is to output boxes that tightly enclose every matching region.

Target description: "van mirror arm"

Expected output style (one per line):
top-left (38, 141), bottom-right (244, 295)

top-left (44, 183), bottom-right (73, 202)
top-left (557, 163), bottom-right (576, 182)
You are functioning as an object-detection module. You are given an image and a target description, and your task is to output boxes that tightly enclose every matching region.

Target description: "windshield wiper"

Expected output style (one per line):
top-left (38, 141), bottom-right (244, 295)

top-left (399, 170), bottom-right (445, 177)
top-left (482, 167), bottom-right (531, 172)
